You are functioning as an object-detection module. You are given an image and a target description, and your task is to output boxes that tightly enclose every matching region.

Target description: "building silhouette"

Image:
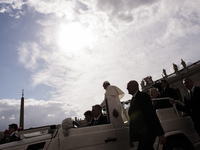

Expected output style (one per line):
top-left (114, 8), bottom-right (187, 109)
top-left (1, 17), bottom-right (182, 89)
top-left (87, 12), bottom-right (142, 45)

top-left (141, 59), bottom-right (200, 101)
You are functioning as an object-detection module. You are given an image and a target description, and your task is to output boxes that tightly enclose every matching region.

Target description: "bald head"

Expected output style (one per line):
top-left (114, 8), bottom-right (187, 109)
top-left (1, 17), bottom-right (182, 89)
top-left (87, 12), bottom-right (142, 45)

top-left (127, 80), bottom-right (139, 95)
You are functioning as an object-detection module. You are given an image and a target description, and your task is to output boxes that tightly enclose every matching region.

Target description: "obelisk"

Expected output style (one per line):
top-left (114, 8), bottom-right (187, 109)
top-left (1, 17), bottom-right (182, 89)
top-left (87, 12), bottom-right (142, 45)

top-left (19, 89), bottom-right (24, 129)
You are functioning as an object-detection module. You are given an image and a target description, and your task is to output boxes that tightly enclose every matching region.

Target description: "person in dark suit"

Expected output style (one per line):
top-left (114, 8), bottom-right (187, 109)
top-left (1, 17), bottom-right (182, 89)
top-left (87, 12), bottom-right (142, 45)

top-left (182, 78), bottom-right (200, 136)
top-left (8, 123), bottom-right (20, 142)
top-left (91, 104), bottom-right (108, 125)
top-left (150, 87), bottom-right (173, 110)
top-left (127, 80), bottom-right (166, 150)
top-left (160, 79), bottom-right (179, 100)
top-left (84, 110), bottom-right (93, 126)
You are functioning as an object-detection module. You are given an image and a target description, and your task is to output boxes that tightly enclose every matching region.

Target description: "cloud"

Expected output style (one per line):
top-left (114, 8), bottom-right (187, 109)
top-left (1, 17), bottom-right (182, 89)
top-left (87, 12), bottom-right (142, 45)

top-left (13, 1), bottom-right (200, 83)
top-left (0, 0), bottom-right (26, 18)
top-left (16, 0), bottom-right (200, 98)
top-left (27, 0), bottom-right (89, 21)
top-left (93, 0), bottom-right (159, 22)
top-left (0, 98), bottom-right (79, 130)
top-left (17, 42), bottom-right (41, 71)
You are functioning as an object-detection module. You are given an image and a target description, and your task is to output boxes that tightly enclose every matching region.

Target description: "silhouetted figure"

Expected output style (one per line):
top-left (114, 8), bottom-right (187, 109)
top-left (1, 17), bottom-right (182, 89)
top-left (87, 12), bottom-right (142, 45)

top-left (178, 78), bottom-right (200, 136)
top-left (84, 110), bottom-right (93, 126)
top-left (181, 59), bottom-right (187, 69)
top-left (127, 80), bottom-right (166, 150)
top-left (0, 129), bottom-right (9, 144)
top-left (8, 123), bottom-right (20, 142)
top-left (163, 69), bottom-right (167, 77)
top-left (160, 79), bottom-right (179, 100)
top-left (91, 105), bottom-right (107, 125)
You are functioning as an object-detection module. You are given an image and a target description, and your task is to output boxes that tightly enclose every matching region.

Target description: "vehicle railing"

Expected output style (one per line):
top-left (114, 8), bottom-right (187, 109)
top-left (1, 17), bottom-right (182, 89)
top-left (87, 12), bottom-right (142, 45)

top-left (152, 97), bottom-right (185, 118)
top-left (122, 97), bottom-right (185, 121)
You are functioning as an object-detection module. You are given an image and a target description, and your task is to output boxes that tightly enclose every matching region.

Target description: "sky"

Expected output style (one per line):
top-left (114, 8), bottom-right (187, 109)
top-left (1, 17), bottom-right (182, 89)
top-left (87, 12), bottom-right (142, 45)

top-left (0, 0), bottom-right (200, 131)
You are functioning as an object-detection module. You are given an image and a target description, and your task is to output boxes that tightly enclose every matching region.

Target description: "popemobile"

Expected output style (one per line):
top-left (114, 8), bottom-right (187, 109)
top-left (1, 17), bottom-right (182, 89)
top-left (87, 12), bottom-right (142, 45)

top-left (0, 97), bottom-right (200, 150)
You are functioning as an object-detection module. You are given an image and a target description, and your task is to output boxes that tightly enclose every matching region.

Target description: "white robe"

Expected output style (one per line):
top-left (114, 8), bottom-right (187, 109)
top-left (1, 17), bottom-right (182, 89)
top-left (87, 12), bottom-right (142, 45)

top-left (101, 85), bottom-right (125, 125)
top-left (101, 85), bottom-right (124, 107)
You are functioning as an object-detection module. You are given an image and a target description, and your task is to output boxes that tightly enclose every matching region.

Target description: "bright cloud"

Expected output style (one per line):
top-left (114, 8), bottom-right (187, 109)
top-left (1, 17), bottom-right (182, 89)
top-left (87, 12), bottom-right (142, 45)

top-left (57, 22), bottom-right (96, 52)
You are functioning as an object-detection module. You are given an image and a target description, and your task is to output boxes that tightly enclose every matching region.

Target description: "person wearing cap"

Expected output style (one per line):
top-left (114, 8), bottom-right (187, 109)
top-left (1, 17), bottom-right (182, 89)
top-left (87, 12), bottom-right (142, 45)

top-left (8, 123), bottom-right (20, 142)
top-left (101, 81), bottom-right (125, 122)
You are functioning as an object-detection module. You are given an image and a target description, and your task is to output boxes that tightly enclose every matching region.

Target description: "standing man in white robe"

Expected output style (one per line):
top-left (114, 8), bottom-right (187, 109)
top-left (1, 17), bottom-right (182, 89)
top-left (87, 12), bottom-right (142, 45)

top-left (101, 81), bottom-right (125, 125)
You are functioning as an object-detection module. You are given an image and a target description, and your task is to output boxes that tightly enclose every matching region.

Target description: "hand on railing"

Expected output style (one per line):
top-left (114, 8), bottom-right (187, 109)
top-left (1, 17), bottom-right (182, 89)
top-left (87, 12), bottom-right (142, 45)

top-left (170, 99), bottom-right (185, 106)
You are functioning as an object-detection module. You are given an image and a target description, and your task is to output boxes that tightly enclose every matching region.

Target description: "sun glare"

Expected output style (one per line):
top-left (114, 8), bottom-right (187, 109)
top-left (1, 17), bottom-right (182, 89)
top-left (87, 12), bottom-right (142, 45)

top-left (57, 23), bottom-right (95, 54)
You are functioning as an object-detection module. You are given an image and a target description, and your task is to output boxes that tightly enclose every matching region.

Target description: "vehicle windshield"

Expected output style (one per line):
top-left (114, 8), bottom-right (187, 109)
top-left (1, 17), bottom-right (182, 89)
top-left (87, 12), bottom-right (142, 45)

top-left (22, 130), bottom-right (48, 138)
top-left (16, 125), bottom-right (57, 139)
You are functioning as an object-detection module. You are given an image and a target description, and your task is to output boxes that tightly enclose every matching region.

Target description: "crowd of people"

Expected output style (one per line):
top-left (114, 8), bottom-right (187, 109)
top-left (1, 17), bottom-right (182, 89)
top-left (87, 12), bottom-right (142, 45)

top-left (83, 78), bottom-right (200, 150)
